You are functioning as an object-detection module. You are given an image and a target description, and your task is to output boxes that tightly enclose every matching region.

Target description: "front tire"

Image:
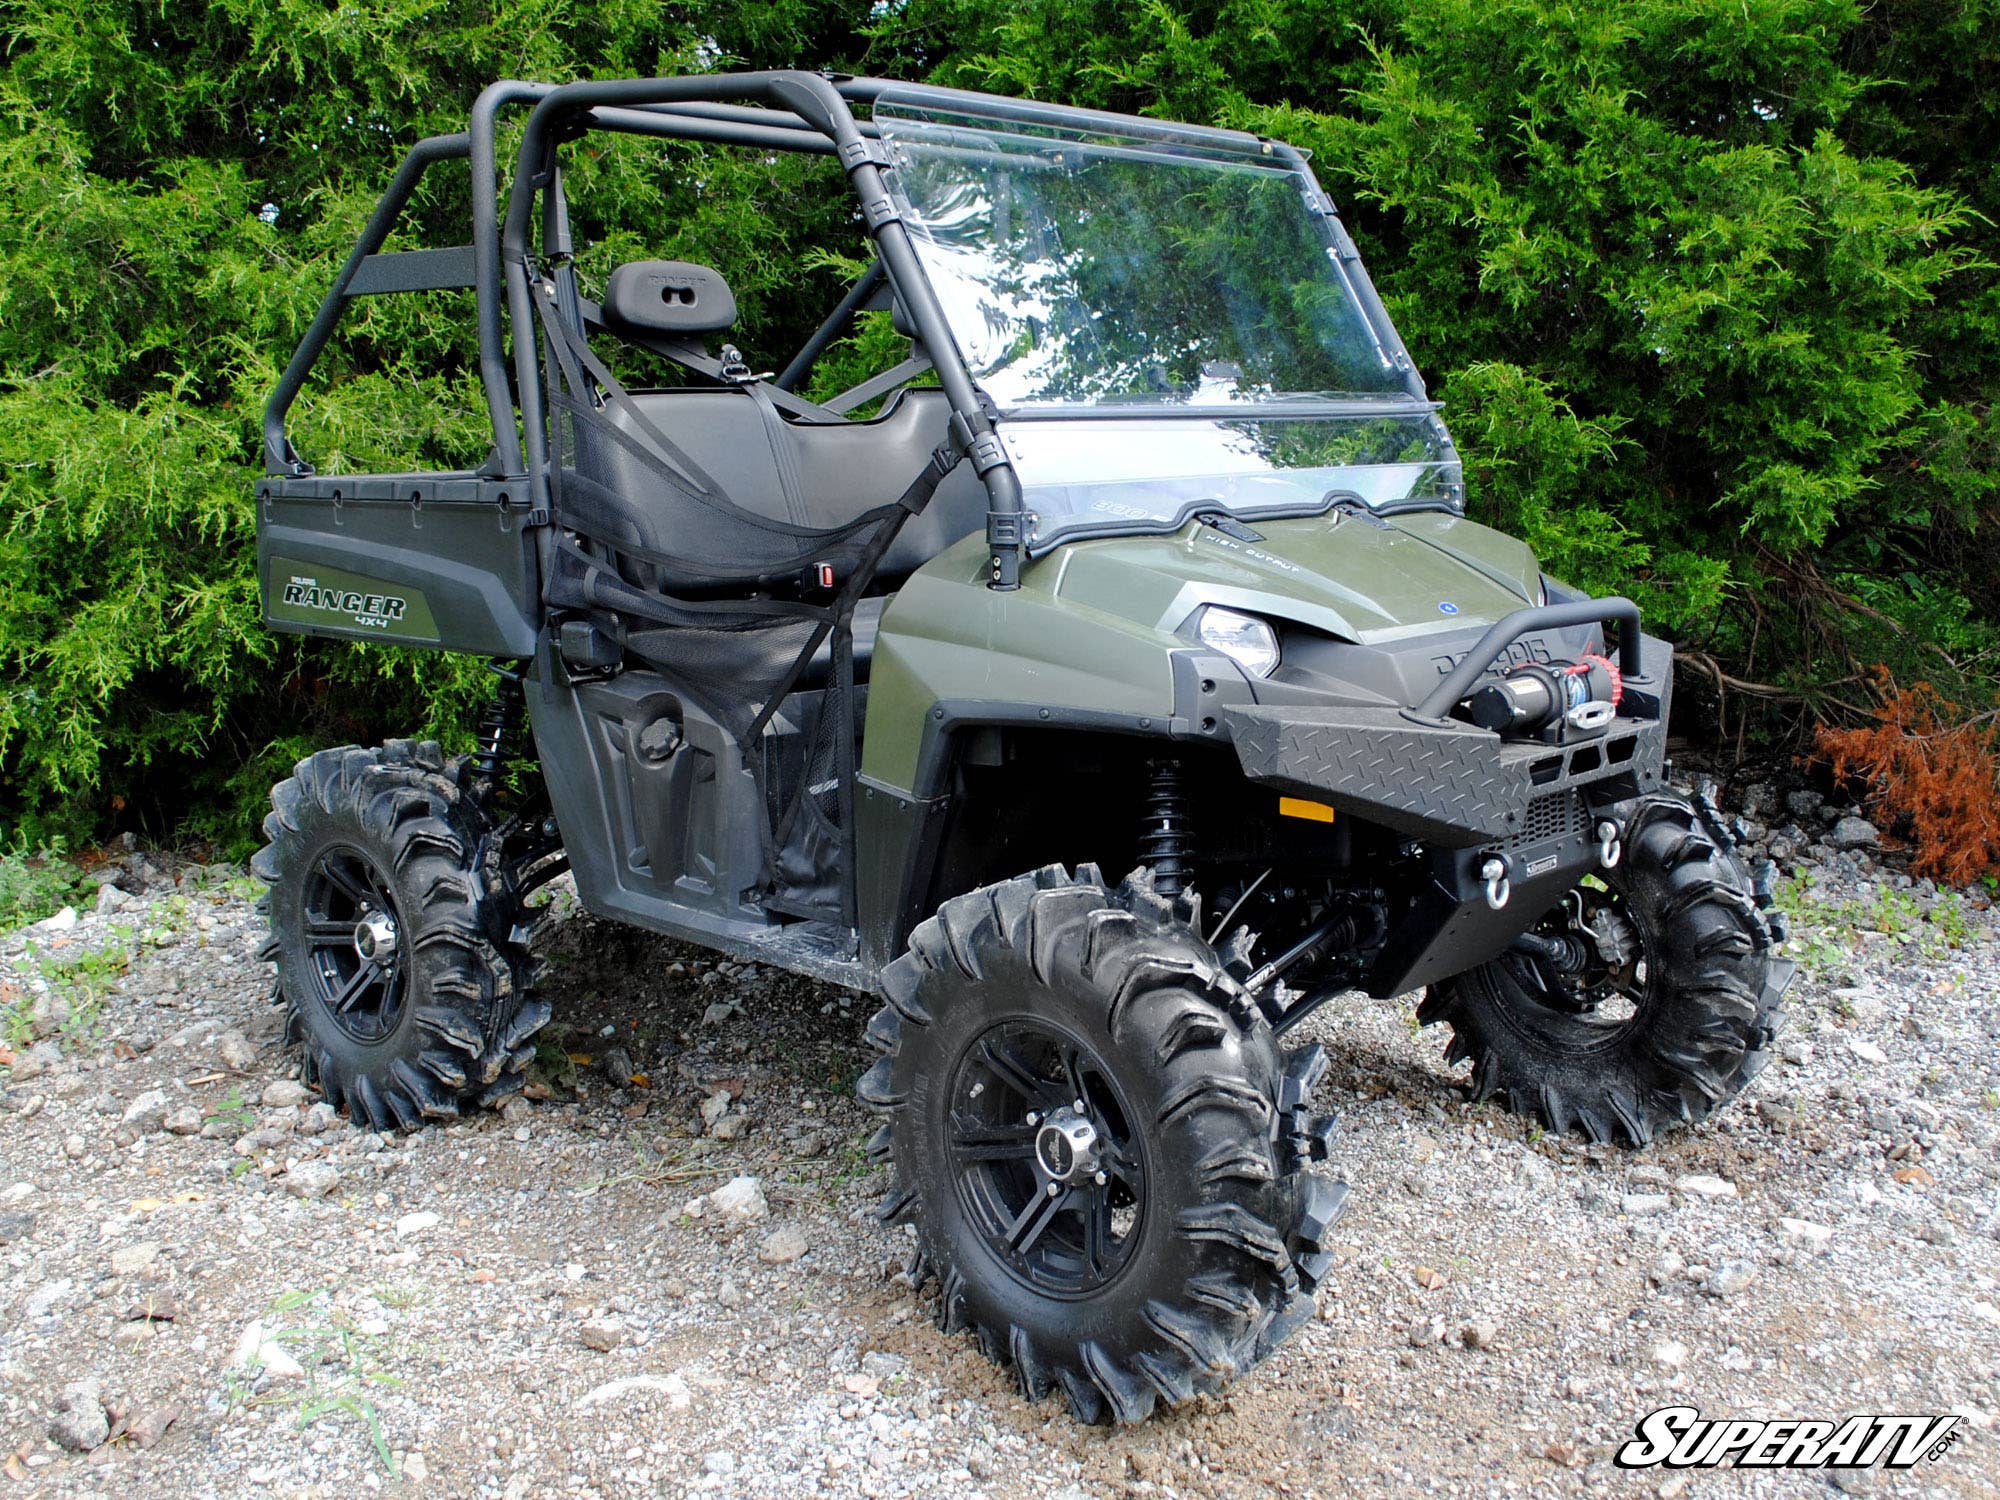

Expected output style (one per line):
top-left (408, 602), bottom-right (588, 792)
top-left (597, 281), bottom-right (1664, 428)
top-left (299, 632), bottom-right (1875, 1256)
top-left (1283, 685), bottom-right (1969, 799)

top-left (253, 740), bottom-right (551, 1131)
top-left (1420, 792), bottom-right (1790, 1146)
top-left (861, 867), bottom-right (1346, 1424)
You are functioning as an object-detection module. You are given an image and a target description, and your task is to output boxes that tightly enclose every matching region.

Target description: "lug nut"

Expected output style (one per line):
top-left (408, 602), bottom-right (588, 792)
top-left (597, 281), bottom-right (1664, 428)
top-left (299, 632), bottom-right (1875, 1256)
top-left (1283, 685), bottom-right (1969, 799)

top-left (1073, 1099), bottom-right (1087, 1114)
top-left (1025, 1111), bottom-right (1039, 1126)
top-left (1093, 1170), bottom-right (1108, 1186)
top-left (1045, 1181), bottom-right (1061, 1197)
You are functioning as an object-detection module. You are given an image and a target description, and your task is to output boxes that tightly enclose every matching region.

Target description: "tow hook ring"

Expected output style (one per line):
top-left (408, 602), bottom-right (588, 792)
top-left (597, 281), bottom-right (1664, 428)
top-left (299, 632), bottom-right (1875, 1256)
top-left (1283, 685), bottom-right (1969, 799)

top-left (1480, 856), bottom-right (1511, 911)
top-left (1596, 819), bottom-right (1623, 869)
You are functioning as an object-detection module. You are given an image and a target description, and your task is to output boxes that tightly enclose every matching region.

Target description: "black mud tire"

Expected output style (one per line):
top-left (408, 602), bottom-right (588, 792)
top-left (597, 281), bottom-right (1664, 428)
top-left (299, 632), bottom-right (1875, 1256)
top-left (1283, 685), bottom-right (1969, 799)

top-left (252, 739), bottom-right (551, 1131)
top-left (1420, 792), bottom-right (1789, 1147)
top-left (860, 866), bottom-right (1347, 1425)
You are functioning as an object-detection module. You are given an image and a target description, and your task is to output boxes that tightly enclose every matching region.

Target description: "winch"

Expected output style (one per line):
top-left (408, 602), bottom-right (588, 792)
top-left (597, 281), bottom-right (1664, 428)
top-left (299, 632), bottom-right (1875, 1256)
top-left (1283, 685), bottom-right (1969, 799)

top-left (1462, 653), bottom-right (1623, 738)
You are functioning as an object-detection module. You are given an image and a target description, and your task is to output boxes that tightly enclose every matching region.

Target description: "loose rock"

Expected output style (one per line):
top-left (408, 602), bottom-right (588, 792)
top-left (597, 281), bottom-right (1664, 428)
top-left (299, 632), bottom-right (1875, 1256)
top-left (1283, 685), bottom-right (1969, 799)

top-left (1777, 1217), bottom-right (1835, 1248)
top-left (48, 1381), bottom-right (108, 1453)
top-left (579, 1315), bottom-right (627, 1351)
top-left (577, 1373), bottom-right (690, 1410)
top-left (758, 1226), bottom-right (809, 1264)
top-left (215, 1029), bottom-right (257, 1072)
top-left (1674, 1174), bottom-right (1738, 1200)
top-left (121, 1088), bottom-right (170, 1131)
top-left (599, 1046), bottom-right (636, 1085)
top-left (708, 1175), bottom-right (768, 1222)
top-left (262, 1079), bottom-right (310, 1108)
top-left (1830, 816), bottom-right (1880, 851)
top-left (1703, 1260), bottom-right (1759, 1298)
top-left (283, 1160), bottom-right (341, 1199)
top-left (127, 1403), bottom-right (181, 1449)
top-left (231, 1319), bottom-right (305, 1381)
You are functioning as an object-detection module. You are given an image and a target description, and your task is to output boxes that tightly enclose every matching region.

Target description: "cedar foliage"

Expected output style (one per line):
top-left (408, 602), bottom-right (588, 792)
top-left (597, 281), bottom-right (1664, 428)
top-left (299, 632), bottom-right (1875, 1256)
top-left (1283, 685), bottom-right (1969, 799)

top-left (0, 0), bottom-right (1997, 855)
top-left (1816, 672), bottom-right (2000, 883)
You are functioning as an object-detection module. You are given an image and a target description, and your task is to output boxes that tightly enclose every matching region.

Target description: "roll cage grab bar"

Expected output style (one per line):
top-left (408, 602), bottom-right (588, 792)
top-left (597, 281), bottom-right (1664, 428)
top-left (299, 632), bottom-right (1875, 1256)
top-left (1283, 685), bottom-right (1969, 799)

top-left (261, 72), bottom-right (1431, 593)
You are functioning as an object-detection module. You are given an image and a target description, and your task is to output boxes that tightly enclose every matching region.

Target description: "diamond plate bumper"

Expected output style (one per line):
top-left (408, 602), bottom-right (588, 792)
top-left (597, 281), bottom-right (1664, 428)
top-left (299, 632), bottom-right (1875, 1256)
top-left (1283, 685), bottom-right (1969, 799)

top-left (1220, 703), bottom-right (1669, 849)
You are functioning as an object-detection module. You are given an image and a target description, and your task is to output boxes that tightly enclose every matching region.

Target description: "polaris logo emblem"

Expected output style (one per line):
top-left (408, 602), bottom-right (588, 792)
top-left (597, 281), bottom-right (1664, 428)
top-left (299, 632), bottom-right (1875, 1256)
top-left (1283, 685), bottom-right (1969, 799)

top-left (1432, 636), bottom-right (1555, 678)
top-left (283, 575), bottom-right (409, 630)
top-left (1438, 601), bottom-right (1460, 615)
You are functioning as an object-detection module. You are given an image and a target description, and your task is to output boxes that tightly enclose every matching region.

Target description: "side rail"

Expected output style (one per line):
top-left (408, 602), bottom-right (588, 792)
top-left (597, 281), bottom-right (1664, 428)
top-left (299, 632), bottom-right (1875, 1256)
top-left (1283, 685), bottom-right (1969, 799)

top-left (262, 133), bottom-right (477, 476)
top-left (1413, 597), bottom-right (1643, 721)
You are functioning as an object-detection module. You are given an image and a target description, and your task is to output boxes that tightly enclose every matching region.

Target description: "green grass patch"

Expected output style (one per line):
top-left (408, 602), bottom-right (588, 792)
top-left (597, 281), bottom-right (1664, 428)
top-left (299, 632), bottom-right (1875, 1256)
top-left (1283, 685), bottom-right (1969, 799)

top-left (0, 842), bottom-right (92, 929)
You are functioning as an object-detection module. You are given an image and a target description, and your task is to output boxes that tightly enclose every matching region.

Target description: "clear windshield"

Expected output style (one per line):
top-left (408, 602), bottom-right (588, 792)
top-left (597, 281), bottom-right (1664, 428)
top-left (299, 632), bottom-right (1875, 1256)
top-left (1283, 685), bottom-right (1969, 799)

top-left (999, 415), bottom-right (1459, 551)
top-left (873, 98), bottom-right (1407, 408)
top-left (873, 96), bottom-right (1460, 550)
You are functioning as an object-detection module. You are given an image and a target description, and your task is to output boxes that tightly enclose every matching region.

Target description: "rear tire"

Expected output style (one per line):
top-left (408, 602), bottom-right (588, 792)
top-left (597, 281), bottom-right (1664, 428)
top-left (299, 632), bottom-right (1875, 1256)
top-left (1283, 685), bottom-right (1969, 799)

top-left (861, 866), bottom-right (1347, 1424)
top-left (1420, 792), bottom-right (1789, 1146)
top-left (252, 740), bottom-right (550, 1131)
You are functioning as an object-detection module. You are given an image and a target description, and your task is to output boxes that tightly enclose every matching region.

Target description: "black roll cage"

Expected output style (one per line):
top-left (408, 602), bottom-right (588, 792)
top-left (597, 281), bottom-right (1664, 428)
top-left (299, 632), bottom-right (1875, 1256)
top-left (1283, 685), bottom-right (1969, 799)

top-left (261, 71), bottom-right (1425, 593)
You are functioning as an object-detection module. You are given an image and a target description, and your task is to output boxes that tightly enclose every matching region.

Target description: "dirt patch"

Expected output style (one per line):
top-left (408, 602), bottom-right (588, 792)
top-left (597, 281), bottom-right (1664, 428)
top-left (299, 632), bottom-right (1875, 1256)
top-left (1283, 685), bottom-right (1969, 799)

top-left (0, 849), bottom-right (1995, 1498)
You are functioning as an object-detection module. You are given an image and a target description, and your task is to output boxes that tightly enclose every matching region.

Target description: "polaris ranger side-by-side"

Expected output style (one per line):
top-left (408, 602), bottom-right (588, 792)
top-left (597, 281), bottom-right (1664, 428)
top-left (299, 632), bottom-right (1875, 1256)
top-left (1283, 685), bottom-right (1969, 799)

top-left (253, 73), bottom-right (1791, 1424)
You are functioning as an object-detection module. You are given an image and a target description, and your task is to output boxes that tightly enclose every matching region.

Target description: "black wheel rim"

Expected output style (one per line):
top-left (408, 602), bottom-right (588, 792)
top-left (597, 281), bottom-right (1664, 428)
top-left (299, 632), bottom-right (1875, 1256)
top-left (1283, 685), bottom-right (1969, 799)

top-left (300, 844), bottom-right (408, 1045)
top-left (1498, 872), bottom-right (1654, 1050)
top-left (947, 1020), bottom-right (1147, 1298)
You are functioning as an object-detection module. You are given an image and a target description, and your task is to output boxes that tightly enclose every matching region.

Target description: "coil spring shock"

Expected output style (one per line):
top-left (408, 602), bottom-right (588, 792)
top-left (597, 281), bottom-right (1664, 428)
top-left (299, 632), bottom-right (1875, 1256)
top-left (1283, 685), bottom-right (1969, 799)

top-left (472, 665), bottom-right (527, 781)
top-left (1137, 757), bottom-right (1193, 899)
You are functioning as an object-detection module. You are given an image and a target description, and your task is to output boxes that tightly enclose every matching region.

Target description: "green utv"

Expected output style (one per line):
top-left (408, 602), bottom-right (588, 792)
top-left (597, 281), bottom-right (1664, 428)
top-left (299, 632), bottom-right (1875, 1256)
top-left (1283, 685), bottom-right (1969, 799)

top-left (253, 73), bottom-right (1792, 1422)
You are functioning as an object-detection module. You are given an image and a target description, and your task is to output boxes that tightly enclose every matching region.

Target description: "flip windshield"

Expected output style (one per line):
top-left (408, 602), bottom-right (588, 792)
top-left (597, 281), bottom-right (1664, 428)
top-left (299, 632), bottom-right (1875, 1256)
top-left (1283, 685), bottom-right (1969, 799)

top-left (873, 96), bottom-right (1461, 550)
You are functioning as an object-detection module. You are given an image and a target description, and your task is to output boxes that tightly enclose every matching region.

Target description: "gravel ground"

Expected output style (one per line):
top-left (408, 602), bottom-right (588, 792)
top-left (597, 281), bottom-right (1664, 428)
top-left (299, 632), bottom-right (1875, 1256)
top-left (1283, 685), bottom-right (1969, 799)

top-left (1, 786), bottom-right (1997, 1500)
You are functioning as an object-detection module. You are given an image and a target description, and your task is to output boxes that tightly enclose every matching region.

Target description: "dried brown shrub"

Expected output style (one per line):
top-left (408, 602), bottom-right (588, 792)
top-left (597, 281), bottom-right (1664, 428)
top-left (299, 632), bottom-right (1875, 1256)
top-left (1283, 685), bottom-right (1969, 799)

top-left (1815, 670), bottom-right (2000, 885)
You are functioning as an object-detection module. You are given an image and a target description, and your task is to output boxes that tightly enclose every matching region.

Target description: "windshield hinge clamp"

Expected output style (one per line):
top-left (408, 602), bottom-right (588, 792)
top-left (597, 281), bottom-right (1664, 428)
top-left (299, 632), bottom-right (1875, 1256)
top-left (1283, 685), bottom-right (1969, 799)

top-left (949, 412), bottom-right (1008, 474)
top-left (839, 138), bottom-right (892, 174)
top-left (859, 191), bottom-right (902, 231)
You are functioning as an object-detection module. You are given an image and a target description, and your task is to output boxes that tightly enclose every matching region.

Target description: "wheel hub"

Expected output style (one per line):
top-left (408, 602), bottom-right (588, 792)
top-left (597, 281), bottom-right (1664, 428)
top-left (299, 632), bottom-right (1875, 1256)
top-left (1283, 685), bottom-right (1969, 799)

top-left (300, 844), bottom-right (409, 1046)
top-left (353, 908), bottom-right (399, 963)
top-left (1035, 1106), bottom-right (1101, 1184)
top-left (948, 1020), bottom-right (1146, 1296)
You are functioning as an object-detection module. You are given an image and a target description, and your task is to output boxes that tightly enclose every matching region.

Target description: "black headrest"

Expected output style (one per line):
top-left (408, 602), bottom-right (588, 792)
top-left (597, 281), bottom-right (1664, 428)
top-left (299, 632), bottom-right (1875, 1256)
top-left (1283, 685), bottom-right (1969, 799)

top-left (860, 269), bottom-right (921, 341)
top-left (603, 260), bottom-right (737, 336)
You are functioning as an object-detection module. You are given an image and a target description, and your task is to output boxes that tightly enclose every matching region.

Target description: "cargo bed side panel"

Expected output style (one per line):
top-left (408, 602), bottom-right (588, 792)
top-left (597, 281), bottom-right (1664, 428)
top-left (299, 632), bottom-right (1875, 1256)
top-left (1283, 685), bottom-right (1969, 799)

top-left (255, 474), bottom-right (539, 659)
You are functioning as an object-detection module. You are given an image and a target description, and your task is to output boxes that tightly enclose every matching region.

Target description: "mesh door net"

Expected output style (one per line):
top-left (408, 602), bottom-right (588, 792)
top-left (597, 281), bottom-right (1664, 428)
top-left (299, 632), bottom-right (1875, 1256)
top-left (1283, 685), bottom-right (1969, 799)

top-left (529, 270), bottom-right (958, 921)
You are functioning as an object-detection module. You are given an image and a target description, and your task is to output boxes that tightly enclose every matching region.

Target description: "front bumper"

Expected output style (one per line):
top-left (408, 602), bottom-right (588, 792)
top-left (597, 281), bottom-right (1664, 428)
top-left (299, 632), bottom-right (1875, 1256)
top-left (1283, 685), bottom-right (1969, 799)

top-left (1222, 702), bottom-right (1667, 849)
top-left (1217, 617), bottom-right (1673, 996)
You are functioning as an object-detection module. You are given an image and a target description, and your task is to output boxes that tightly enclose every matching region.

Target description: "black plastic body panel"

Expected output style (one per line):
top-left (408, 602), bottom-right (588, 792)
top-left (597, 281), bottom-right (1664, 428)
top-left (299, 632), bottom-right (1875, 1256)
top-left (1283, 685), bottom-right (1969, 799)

top-left (855, 781), bottom-right (951, 971)
top-left (526, 641), bottom-right (877, 991)
top-left (256, 473), bottom-right (540, 658)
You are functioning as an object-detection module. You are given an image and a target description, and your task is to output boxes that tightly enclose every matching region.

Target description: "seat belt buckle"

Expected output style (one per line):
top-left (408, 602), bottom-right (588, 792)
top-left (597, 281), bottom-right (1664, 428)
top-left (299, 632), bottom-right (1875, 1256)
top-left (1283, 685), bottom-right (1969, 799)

top-left (803, 560), bottom-right (839, 597)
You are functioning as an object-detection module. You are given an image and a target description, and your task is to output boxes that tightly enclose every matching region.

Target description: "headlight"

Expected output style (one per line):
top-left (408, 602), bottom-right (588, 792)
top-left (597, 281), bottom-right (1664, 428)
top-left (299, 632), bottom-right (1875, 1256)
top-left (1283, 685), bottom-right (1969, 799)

top-left (1195, 606), bottom-right (1280, 678)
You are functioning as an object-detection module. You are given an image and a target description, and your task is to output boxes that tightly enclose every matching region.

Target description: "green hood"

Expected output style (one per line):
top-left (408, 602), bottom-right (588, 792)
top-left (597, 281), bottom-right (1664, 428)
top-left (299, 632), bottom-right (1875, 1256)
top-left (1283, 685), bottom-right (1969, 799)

top-left (1043, 509), bottom-right (1540, 645)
